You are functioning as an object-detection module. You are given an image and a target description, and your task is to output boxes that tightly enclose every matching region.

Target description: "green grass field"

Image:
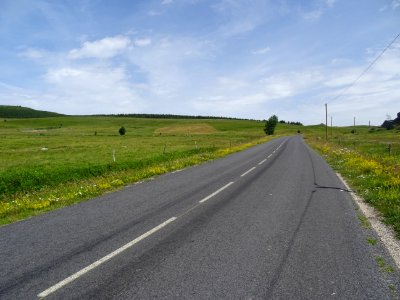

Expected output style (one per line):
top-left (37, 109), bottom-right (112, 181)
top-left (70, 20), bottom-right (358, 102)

top-left (1, 115), bottom-right (399, 239)
top-left (1, 116), bottom-right (291, 224)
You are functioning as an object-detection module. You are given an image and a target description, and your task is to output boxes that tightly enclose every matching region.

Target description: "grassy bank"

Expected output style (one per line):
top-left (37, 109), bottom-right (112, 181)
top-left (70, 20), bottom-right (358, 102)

top-left (1, 116), bottom-right (295, 225)
top-left (304, 125), bottom-right (400, 238)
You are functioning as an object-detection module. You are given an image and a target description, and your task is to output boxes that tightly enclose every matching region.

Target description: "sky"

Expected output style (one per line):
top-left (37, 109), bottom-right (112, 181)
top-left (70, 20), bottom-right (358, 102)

top-left (0, 0), bottom-right (399, 125)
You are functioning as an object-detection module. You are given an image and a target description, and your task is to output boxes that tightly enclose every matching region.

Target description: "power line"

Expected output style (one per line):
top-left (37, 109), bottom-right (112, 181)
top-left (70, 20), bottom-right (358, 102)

top-left (329, 32), bottom-right (400, 103)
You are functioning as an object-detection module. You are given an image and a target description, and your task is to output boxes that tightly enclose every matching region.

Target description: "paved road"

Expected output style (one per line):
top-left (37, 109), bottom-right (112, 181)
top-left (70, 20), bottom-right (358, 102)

top-left (0, 136), bottom-right (398, 299)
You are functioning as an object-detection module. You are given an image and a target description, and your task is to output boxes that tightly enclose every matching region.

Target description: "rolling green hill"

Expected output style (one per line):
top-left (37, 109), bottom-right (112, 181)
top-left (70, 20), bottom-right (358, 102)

top-left (0, 105), bottom-right (63, 118)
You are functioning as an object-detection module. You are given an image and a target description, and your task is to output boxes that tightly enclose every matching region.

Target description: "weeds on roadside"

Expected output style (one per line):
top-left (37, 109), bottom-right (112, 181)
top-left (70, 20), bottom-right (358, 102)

top-left (0, 136), bottom-right (273, 225)
top-left (307, 138), bottom-right (400, 239)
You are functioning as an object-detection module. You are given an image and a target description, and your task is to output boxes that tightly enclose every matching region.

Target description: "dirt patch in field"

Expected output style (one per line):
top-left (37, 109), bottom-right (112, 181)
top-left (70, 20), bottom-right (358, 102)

top-left (22, 129), bottom-right (48, 133)
top-left (155, 123), bottom-right (218, 135)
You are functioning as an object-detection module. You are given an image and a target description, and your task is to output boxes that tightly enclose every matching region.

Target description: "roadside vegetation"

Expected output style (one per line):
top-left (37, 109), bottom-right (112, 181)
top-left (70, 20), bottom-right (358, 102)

top-left (303, 125), bottom-right (400, 239)
top-left (2, 112), bottom-right (399, 240)
top-left (1, 116), bottom-right (288, 225)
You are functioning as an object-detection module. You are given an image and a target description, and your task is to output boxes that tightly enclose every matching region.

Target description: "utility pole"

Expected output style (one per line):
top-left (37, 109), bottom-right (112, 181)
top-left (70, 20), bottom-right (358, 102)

top-left (330, 115), bottom-right (333, 138)
top-left (325, 104), bottom-right (328, 140)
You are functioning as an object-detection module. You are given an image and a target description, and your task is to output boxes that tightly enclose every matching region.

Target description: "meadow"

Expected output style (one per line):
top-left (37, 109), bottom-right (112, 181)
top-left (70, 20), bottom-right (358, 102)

top-left (303, 125), bottom-right (400, 238)
top-left (1, 115), bottom-right (399, 240)
top-left (0, 116), bottom-right (282, 224)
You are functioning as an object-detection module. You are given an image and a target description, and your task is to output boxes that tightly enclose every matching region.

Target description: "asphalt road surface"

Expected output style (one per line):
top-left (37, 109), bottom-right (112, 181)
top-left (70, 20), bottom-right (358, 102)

top-left (0, 136), bottom-right (398, 299)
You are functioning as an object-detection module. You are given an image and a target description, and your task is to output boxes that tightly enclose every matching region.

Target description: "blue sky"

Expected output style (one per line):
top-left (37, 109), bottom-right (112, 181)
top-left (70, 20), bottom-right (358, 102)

top-left (0, 0), bottom-right (399, 125)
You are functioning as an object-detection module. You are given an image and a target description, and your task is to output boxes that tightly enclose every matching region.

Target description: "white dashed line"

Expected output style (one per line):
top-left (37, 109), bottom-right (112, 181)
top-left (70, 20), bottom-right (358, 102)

top-left (241, 167), bottom-right (256, 177)
top-left (37, 217), bottom-right (177, 299)
top-left (258, 159), bottom-right (267, 165)
top-left (199, 182), bottom-right (235, 203)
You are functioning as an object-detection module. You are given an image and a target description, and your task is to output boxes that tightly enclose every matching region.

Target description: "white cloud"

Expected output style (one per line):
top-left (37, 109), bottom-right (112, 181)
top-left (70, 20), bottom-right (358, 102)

top-left (18, 48), bottom-right (46, 60)
top-left (326, 0), bottom-right (336, 8)
top-left (392, 0), bottom-right (400, 9)
top-left (252, 47), bottom-right (270, 55)
top-left (148, 10), bottom-right (162, 16)
top-left (217, 76), bottom-right (249, 90)
top-left (134, 38), bottom-right (152, 47)
top-left (192, 93), bottom-right (267, 117)
top-left (126, 36), bottom-right (214, 100)
top-left (261, 70), bottom-right (324, 99)
top-left (299, 0), bottom-right (337, 21)
top-left (213, 0), bottom-right (271, 36)
top-left (69, 36), bottom-right (131, 59)
top-left (42, 64), bottom-right (146, 114)
top-left (161, 0), bottom-right (173, 4)
top-left (302, 9), bottom-right (323, 20)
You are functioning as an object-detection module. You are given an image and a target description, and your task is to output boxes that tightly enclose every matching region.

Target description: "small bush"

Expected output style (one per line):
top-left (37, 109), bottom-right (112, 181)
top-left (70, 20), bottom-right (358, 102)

top-left (119, 126), bottom-right (126, 136)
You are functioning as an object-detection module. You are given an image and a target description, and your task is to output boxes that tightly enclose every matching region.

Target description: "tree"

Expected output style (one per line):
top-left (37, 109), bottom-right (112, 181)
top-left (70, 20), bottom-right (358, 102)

top-left (119, 126), bottom-right (126, 136)
top-left (264, 115), bottom-right (278, 135)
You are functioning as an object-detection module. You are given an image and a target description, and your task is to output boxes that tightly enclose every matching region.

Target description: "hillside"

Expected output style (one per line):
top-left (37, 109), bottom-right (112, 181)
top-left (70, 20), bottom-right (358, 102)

top-left (0, 105), bottom-right (63, 118)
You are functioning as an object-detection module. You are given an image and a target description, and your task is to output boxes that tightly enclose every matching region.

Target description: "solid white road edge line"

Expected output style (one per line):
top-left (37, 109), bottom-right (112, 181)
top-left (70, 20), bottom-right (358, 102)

top-left (37, 217), bottom-right (177, 299)
top-left (199, 182), bottom-right (235, 204)
top-left (258, 159), bottom-right (267, 165)
top-left (240, 167), bottom-right (256, 177)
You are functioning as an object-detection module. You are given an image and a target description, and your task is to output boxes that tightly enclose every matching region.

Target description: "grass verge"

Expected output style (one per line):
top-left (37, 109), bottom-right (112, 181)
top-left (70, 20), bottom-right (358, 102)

top-left (306, 135), bottom-right (400, 239)
top-left (0, 135), bottom-right (274, 226)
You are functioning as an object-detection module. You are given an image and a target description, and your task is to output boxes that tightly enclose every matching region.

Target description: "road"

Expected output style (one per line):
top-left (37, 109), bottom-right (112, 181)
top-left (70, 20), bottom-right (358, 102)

top-left (0, 136), bottom-right (397, 299)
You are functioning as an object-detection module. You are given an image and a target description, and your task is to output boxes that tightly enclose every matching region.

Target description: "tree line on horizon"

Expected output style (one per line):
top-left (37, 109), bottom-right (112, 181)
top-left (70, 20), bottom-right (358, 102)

top-left (0, 105), bottom-right (62, 119)
top-left (381, 112), bottom-right (400, 130)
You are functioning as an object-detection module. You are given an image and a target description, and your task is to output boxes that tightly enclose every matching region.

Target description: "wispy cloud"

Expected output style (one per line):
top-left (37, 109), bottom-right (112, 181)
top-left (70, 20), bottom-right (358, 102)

top-left (326, 0), bottom-right (336, 8)
top-left (299, 0), bottom-right (337, 21)
top-left (134, 38), bottom-right (152, 47)
top-left (18, 48), bottom-right (46, 60)
top-left (392, 0), bottom-right (400, 9)
top-left (148, 10), bottom-right (162, 16)
top-left (69, 36), bottom-right (131, 59)
top-left (42, 64), bottom-right (145, 114)
top-left (252, 47), bottom-right (271, 55)
top-left (212, 0), bottom-right (271, 36)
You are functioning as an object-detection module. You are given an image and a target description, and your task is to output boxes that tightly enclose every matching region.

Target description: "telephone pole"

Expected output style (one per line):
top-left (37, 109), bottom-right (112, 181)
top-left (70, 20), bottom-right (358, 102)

top-left (330, 115), bottom-right (333, 138)
top-left (325, 104), bottom-right (328, 140)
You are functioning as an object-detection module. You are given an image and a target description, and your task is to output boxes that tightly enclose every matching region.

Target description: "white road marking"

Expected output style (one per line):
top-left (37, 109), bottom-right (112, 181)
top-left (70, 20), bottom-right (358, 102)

top-left (38, 140), bottom-right (288, 298)
top-left (37, 217), bottom-right (177, 299)
top-left (240, 167), bottom-right (256, 177)
top-left (258, 159), bottom-right (267, 165)
top-left (199, 182), bottom-right (235, 203)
